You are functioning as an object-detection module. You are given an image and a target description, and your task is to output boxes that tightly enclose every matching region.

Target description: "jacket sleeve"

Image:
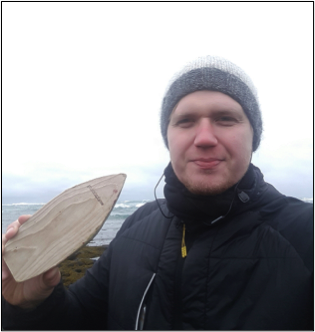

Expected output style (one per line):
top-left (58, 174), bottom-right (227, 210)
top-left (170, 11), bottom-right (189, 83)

top-left (2, 202), bottom-right (160, 330)
top-left (2, 243), bottom-right (112, 330)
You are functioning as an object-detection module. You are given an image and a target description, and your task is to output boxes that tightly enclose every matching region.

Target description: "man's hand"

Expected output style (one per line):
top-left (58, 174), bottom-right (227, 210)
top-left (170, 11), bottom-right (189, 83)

top-left (2, 215), bottom-right (61, 309)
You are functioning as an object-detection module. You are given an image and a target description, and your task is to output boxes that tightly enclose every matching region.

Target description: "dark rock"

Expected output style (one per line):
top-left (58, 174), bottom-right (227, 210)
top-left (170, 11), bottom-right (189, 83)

top-left (67, 251), bottom-right (81, 260)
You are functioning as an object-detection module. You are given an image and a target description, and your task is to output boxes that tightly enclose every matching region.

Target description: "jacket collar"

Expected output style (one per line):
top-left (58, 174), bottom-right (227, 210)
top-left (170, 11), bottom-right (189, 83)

top-left (163, 163), bottom-right (261, 227)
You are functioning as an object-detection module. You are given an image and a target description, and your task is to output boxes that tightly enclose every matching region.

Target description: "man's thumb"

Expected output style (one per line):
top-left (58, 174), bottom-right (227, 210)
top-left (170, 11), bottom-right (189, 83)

top-left (43, 267), bottom-right (61, 287)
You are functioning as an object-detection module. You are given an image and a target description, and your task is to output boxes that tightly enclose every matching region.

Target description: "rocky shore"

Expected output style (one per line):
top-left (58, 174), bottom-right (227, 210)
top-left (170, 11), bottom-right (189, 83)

top-left (59, 245), bottom-right (108, 288)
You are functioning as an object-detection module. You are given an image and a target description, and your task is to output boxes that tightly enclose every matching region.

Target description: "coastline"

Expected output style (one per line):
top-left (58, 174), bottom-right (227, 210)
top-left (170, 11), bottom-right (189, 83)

top-left (59, 245), bottom-right (108, 288)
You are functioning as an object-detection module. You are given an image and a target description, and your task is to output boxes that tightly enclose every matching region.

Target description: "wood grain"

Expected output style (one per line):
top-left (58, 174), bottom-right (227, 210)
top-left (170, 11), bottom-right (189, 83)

top-left (4, 173), bottom-right (126, 282)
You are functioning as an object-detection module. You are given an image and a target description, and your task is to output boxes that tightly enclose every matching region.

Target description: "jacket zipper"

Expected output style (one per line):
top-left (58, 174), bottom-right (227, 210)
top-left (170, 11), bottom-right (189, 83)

top-left (135, 273), bottom-right (156, 330)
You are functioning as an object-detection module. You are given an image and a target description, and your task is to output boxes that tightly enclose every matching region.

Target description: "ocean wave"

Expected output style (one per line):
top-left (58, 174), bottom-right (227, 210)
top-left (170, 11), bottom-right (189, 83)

top-left (2, 200), bottom-right (150, 208)
top-left (114, 201), bottom-right (149, 209)
top-left (109, 213), bottom-right (132, 220)
top-left (2, 203), bottom-right (46, 206)
top-left (115, 203), bottom-right (131, 208)
top-left (135, 203), bottom-right (146, 208)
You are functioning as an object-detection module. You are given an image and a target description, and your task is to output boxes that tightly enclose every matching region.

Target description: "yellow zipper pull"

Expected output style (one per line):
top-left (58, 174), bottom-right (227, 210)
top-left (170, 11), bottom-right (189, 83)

top-left (181, 224), bottom-right (187, 258)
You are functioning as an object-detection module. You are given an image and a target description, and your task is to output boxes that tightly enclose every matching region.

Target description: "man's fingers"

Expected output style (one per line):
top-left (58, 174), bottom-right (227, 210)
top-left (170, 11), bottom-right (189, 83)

top-left (43, 267), bottom-right (61, 287)
top-left (6, 219), bottom-right (20, 232)
top-left (2, 263), bottom-right (11, 281)
top-left (4, 215), bottom-right (31, 241)
top-left (6, 227), bottom-right (18, 238)
top-left (2, 234), bottom-right (7, 249)
top-left (18, 215), bottom-right (32, 225)
top-left (3, 215), bottom-right (34, 275)
top-left (2, 234), bottom-right (12, 280)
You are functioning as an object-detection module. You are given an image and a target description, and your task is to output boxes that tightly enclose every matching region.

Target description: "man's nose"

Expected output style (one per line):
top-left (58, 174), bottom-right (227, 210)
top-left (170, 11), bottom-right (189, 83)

top-left (194, 119), bottom-right (218, 147)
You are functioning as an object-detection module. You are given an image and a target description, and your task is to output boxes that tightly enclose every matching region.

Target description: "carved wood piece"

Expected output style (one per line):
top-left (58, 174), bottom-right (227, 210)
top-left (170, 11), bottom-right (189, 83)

top-left (4, 174), bottom-right (127, 282)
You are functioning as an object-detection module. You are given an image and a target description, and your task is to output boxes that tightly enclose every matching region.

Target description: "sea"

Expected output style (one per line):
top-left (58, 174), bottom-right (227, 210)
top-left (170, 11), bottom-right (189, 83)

top-left (2, 198), bottom-right (313, 246)
top-left (2, 200), bottom-right (150, 246)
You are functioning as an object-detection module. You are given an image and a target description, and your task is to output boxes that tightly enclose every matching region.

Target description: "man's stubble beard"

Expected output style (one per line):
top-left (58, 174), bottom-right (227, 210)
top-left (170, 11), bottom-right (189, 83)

top-left (181, 177), bottom-right (235, 196)
top-left (178, 167), bottom-right (248, 196)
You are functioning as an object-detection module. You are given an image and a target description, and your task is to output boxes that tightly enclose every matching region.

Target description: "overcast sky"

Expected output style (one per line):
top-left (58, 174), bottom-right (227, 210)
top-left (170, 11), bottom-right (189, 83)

top-left (2, 2), bottom-right (313, 204)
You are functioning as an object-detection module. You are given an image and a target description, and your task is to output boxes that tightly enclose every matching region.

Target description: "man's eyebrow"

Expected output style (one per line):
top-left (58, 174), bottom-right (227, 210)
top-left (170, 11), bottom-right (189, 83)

top-left (172, 108), bottom-right (244, 118)
top-left (170, 111), bottom-right (198, 121)
top-left (173, 111), bottom-right (196, 117)
top-left (212, 109), bottom-right (243, 116)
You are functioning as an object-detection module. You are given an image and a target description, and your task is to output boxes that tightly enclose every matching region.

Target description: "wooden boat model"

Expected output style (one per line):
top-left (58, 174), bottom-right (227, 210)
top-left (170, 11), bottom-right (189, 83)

top-left (4, 173), bottom-right (126, 282)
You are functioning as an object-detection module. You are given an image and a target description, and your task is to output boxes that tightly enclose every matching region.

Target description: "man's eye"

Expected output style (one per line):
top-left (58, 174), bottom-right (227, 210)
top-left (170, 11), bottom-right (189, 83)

top-left (174, 118), bottom-right (194, 127)
top-left (220, 116), bottom-right (235, 121)
top-left (217, 116), bottom-right (237, 125)
top-left (178, 118), bottom-right (191, 124)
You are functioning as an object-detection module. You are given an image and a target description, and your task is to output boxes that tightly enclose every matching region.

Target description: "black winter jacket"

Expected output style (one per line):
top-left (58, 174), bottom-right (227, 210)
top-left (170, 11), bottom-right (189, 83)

top-left (3, 164), bottom-right (313, 330)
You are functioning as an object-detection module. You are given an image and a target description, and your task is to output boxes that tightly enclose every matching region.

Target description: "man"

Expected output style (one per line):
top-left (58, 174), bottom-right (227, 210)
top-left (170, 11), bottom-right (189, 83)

top-left (2, 56), bottom-right (313, 330)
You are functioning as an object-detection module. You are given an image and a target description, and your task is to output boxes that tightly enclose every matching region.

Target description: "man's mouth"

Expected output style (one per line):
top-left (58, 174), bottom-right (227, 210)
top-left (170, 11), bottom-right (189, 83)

top-left (192, 158), bottom-right (223, 169)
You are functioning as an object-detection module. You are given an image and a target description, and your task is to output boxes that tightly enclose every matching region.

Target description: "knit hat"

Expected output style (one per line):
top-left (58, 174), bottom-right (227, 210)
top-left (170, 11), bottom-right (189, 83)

top-left (161, 56), bottom-right (262, 152)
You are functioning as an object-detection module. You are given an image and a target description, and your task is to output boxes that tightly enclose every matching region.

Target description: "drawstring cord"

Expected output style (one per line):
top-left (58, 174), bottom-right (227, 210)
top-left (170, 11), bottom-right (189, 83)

top-left (181, 224), bottom-right (187, 258)
top-left (154, 173), bottom-right (173, 219)
top-left (154, 172), bottom-right (186, 258)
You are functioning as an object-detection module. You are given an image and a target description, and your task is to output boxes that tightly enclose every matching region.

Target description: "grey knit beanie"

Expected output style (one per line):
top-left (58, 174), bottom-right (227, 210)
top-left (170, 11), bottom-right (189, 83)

top-left (161, 56), bottom-right (262, 152)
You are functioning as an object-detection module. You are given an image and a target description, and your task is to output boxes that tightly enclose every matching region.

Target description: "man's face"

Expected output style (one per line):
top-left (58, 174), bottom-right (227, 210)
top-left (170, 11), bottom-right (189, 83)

top-left (167, 90), bottom-right (253, 195)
